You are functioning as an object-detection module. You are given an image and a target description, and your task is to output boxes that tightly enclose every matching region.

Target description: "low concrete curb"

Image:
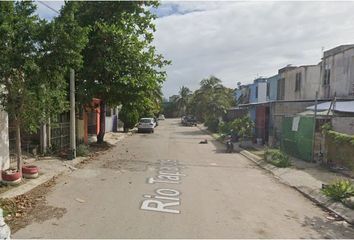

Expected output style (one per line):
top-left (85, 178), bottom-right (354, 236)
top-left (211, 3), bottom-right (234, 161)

top-left (0, 133), bottom-right (129, 200)
top-left (0, 157), bottom-right (86, 199)
top-left (240, 148), bottom-right (354, 225)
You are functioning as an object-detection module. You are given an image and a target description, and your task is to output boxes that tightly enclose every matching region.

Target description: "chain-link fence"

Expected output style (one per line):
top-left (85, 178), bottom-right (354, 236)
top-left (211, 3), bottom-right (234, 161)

top-left (50, 122), bottom-right (70, 153)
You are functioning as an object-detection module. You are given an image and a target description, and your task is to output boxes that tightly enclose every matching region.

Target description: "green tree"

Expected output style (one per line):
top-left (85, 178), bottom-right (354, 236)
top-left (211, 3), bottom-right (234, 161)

top-left (174, 86), bottom-right (191, 116)
top-left (187, 76), bottom-right (235, 125)
top-left (0, 1), bottom-right (87, 171)
top-left (67, 1), bottom-right (170, 143)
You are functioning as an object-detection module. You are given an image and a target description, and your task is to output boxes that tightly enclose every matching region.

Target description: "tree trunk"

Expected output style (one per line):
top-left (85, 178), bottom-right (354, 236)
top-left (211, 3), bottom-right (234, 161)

top-left (97, 101), bottom-right (106, 144)
top-left (15, 119), bottom-right (22, 173)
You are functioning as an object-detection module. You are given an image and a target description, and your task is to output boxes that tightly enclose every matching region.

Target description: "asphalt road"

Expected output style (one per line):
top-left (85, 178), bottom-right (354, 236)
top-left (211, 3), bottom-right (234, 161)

top-left (14, 119), bottom-right (354, 238)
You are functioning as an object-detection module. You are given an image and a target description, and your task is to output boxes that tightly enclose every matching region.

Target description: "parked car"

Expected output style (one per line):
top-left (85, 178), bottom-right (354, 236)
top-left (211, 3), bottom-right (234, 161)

top-left (182, 115), bottom-right (197, 126)
top-left (137, 118), bottom-right (156, 133)
top-left (154, 117), bottom-right (159, 127)
top-left (158, 114), bottom-right (165, 120)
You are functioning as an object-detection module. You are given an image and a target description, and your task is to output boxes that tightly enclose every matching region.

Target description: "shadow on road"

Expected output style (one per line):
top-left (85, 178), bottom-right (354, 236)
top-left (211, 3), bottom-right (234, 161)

top-left (177, 129), bottom-right (207, 136)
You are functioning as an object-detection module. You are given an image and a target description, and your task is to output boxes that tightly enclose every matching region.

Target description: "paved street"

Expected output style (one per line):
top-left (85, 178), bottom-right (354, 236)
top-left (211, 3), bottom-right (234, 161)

top-left (14, 119), bottom-right (354, 238)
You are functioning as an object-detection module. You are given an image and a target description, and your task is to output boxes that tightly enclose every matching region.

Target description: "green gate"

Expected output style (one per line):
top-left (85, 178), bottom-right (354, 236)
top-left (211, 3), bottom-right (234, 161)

top-left (281, 116), bottom-right (314, 162)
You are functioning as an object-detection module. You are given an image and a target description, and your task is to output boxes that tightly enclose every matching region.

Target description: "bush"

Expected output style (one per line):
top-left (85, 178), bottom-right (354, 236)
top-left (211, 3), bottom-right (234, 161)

top-left (265, 149), bottom-right (291, 168)
top-left (322, 179), bottom-right (354, 201)
top-left (218, 121), bottom-right (232, 134)
top-left (119, 106), bottom-right (139, 132)
top-left (204, 117), bottom-right (219, 133)
top-left (76, 144), bottom-right (89, 157)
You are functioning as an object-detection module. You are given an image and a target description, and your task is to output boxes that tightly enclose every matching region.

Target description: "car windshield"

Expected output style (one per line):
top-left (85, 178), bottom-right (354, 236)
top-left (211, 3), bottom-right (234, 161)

top-left (140, 119), bottom-right (152, 123)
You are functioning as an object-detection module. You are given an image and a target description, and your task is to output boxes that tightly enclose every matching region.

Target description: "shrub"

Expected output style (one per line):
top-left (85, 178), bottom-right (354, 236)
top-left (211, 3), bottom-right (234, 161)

top-left (119, 106), bottom-right (139, 132)
top-left (322, 179), bottom-right (354, 201)
top-left (76, 144), bottom-right (89, 157)
top-left (218, 121), bottom-right (232, 135)
top-left (265, 149), bottom-right (291, 168)
top-left (231, 116), bottom-right (254, 140)
top-left (205, 117), bottom-right (219, 133)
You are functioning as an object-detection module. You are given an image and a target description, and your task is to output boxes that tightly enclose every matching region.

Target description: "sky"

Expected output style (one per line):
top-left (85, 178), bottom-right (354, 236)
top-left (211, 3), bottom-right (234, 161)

top-left (35, 1), bottom-right (354, 98)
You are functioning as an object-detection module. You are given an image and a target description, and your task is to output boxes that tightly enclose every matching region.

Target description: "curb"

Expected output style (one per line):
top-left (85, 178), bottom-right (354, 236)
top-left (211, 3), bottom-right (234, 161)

top-left (240, 148), bottom-right (354, 225)
top-left (0, 157), bottom-right (87, 199)
top-left (196, 125), bottom-right (354, 225)
top-left (0, 133), bottom-right (129, 200)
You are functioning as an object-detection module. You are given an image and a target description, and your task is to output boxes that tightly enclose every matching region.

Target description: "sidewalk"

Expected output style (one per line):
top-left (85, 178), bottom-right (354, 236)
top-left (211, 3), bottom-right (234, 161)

top-left (197, 125), bottom-right (354, 224)
top-left (0, 131), bottom-right (128, 200)
top-left (240, 147), bottom-right (354, 224)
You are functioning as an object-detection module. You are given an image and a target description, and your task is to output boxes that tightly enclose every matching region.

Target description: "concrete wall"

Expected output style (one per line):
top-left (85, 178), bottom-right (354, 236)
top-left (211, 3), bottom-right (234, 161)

top-left (105, 107), bottom-right (119, 133)
top-left (258, 82), bottom-right (267, 103)
top-left (267, 74), bottom-right (279, 101)
top-left (76, 119), bottom-right (85, 143)
top-left (0, 110), bottom-right (9, 171)
top-left (249, 83), bottom-right (257, 103)
top-left (283, 65), bottom-right (320, 101)
top-left (332, 117), bottom-right (354, 135)
top-left (269, 100), bottom-right (319, 144)
top-left (249, 79), bottom-right (267, 103)
top-left (105, 116), bottom-right (114, 132)
top-left (321, 47), bottom-right (354, 98)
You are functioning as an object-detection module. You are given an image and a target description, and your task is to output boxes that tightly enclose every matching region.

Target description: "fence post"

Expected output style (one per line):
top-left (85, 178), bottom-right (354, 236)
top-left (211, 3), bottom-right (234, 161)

top-left (312, 91), bottom-right (318, 162)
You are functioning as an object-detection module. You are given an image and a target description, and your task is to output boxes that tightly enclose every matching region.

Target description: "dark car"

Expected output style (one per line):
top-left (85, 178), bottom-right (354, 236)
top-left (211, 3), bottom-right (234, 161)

top-left (183, 115), bottom-right (197, 126)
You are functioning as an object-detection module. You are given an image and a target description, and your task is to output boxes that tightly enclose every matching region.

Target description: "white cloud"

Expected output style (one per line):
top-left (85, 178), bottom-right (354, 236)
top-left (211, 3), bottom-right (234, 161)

top-left (154, 1), bottom-right (354, 97)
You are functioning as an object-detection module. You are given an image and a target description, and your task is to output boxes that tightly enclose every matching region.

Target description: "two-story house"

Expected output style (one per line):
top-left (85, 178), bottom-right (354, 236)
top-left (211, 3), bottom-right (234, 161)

top-left (320, 44), bottom-right (354, 99)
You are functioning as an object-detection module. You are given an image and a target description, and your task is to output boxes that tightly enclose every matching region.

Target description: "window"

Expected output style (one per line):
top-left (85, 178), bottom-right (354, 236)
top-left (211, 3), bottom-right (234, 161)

top-left (266, 82), bottom-right (270, 97)
top-left (323, 69), bottom-right (330, 86)
top-left (255, 86), bottom-right (258, 98)
top-left (295, 72), bottom-right (301, 92)
top-left (277, 78), bottom-right (285, 100)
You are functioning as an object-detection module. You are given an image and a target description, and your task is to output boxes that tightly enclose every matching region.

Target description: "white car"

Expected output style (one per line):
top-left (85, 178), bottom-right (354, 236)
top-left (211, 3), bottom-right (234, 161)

top-left (158, 114), bottom-right (165, 120)
top-left (138, 118), bottom-right (156, 133)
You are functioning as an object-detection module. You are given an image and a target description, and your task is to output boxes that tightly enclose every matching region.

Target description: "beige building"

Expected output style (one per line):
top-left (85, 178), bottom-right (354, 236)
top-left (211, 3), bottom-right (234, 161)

top-left (279, 64), bottom-right (321, 101)
top-left (320, 44), bottom-right (354, 99)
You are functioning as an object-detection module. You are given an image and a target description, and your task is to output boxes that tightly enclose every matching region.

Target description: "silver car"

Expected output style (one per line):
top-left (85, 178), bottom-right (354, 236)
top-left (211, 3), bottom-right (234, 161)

top-left (137, 118), bottom-right (156, 133)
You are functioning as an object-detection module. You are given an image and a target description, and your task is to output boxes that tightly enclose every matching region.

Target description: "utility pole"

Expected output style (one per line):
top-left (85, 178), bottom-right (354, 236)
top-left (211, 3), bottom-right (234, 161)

top-left (312, 91), bottom-right (318, 162)
top-left (69, 68), bottom-right (76, 159)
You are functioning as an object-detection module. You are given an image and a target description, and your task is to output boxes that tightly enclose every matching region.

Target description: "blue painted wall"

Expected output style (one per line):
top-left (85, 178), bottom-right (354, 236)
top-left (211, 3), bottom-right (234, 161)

top-left (267, 74), bottom-right (279, 101)
top-left (235, 88), bottom-right (242, 102)
top-left (249, 83), bottom-right (257, 103)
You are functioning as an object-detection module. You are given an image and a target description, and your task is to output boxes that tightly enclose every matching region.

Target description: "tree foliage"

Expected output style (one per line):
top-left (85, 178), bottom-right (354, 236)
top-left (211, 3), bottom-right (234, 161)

top-left (174, 86), bottom-right (191, 116)
top-left (187, 76), bottom-right (235, 122)
top-left (58, 1), bottom-right (171, 139)
top-left (0, 1), bottom-right (87, 170)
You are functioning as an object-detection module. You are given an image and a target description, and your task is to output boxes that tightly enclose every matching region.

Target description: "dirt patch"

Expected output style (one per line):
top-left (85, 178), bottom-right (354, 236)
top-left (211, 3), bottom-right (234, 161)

top-left (102, 159), bottom-right (149, 172)
top-left (75, 142), bottom-right (115, 169)
top-left (0, 176), bottom-right (67, 233)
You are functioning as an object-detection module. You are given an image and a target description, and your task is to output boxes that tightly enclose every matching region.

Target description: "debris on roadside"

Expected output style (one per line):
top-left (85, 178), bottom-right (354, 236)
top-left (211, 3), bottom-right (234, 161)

top-left (199, 139), bottom-right (208, 144)
top-left (75, 198), bottom-right (86, 203)
top-left (63, 163), bottom-right (78, 171)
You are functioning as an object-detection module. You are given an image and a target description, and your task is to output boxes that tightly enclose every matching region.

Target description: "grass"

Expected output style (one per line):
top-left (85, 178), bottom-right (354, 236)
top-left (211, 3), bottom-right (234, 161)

top-left (264, 148), bottom-right (291, 168)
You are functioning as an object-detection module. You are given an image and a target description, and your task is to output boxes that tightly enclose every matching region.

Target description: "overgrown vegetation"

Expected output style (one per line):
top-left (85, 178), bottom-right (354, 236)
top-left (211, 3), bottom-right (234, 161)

top-left (265, 149), bottom-right (291, 168)
top-left (322, 122), bottom-right (354, 146)
top-left (165, 76), bottom-right (235, 131)
top-left (218, 116), bottom-right (254, 140)
top-left (119, 105), bottom-right (140, 132)
top-left (76, 144), bottom-right (89, 157)
top-left (322, 179), bottom-right (354, 201)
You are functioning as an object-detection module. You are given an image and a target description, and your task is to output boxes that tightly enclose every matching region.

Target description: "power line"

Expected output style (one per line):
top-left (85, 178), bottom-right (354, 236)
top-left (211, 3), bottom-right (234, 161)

top-left (37, 1), bottom-right (59, 14)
